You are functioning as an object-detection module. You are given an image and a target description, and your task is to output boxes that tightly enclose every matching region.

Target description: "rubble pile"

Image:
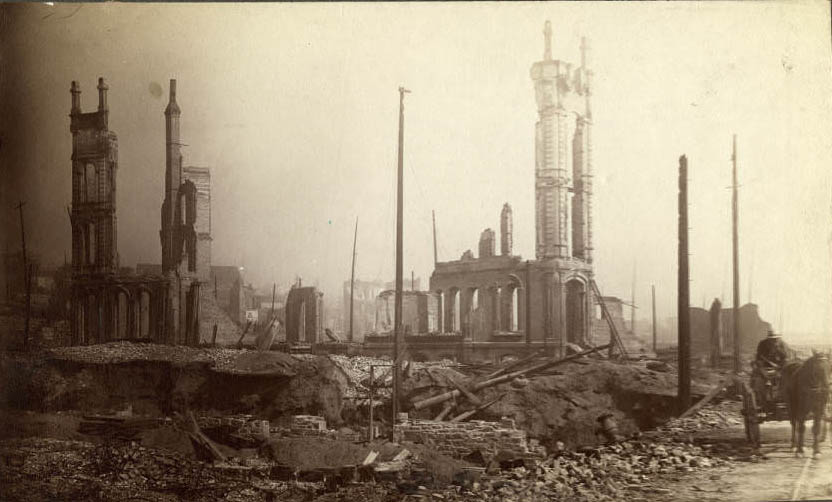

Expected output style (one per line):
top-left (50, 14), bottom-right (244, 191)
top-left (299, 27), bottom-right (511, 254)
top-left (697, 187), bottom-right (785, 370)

top-left (395, 438), bottom-right (727, 502)
top-left (652, 400), bottom-right (742, 440)
top-left (0, 437), bottom-right (306, 502)
top-left (47, 341), bottom-right (241, 368)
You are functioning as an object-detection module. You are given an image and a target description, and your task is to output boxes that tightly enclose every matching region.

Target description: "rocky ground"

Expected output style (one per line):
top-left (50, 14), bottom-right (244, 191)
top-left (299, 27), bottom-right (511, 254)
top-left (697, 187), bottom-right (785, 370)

top-left (0, 398), bottom-right (760, 502)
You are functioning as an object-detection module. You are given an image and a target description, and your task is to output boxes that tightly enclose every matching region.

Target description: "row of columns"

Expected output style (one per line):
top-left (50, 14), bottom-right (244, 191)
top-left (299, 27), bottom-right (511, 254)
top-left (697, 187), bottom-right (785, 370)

top-left (435, 283), bottom-right (524, 339)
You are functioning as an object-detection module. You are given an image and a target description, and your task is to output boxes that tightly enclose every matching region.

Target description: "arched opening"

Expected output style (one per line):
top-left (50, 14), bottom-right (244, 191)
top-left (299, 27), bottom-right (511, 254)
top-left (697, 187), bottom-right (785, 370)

top-left (471, 288), bottom-right (479, 311)
top-left (84, 163), bottom-right (97, 203)
top-left (187, 231), bottom-right (196, 272)
top-left (491, 286), bottom-right (503, 331)
top-left (511, 287), bottom-right (519, 331)
top-left (299, 300), bottom-right (307, 342)
top-left (139, 290), bottom-right (151, 339)
top-left (435, 291), bottom-right (444, 333)
top-left (116, 290), bottom-right (128, 339)
top-left (86, 222), bottom-right (96, 266)
top-left (87, 294), bottom-right (96, 343)
top-left (565, 279), bottom-right (586, 344)
top-left (448, 288), bottom-right (461, 332)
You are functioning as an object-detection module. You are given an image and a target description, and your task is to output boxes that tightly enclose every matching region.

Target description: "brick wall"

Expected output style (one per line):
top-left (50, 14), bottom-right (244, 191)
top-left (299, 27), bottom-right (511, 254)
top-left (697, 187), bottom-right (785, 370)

top-left (394, 418), bottom-right (544, 460)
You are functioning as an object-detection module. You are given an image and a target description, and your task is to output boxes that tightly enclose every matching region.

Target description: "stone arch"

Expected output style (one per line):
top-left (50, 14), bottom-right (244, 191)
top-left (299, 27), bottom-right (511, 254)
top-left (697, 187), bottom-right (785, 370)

top-left (84, 163), bottom-right (97, 203)
top-left (137, 287), bottom-right (152, 339)
top-left (115, 287), bottom-right (130, 340)
top-left (565, 278), bottom-right (587, 344)
top-left (435, 290), bottom-right (445, 333)
top-left (447, 288), bottom-right (461, 332)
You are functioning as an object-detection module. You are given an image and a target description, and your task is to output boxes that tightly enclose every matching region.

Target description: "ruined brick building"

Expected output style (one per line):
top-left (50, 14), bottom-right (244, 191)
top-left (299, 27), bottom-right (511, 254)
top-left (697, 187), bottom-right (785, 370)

top-left (68, 78), bottom-right (210, 346)
top-left (68, 78), bottom-right (167, 344)
top-left (427, 22), bottom-right (597, 361)
top-left (159, 79), bottom-right (208, 345)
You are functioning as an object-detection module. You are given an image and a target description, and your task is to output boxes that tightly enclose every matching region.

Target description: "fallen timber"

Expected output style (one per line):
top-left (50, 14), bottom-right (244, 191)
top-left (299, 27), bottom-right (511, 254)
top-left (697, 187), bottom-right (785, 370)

top-left (411, 343), bottom-right (612, 411)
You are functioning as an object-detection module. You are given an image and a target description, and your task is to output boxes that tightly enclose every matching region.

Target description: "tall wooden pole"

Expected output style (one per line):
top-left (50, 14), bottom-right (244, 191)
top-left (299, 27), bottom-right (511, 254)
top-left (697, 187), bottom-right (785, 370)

top-left (349, 217), bottom-right (358, 343)
top-left (16, 201), bottom-right (30, 351)
top-left (651, 284), bottom-right (657, 352)
top-left (432, 210), bottom-right (438, 267)
top-left (678, 155), bottom-right (691, 411)
top-left (393, 86), bottom-right (410, 434)
top-left (731, 134), bottom-right (741, 374)
top-left (630, 262), bottom-right (636, 335)
top-left (270, 283), bottom-right (276, 316)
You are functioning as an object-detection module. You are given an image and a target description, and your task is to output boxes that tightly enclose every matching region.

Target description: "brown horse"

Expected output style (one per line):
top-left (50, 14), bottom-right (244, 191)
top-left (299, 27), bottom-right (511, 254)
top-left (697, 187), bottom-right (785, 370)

top-left (781, 352), bottom-right (830, 457)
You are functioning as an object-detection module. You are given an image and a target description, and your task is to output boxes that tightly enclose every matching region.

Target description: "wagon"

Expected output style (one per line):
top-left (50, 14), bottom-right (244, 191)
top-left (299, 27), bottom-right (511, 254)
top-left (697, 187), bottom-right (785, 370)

top-left (741, 362), bottom-right (832, 447)
top-left (740, 365), bottom-right (788, 447)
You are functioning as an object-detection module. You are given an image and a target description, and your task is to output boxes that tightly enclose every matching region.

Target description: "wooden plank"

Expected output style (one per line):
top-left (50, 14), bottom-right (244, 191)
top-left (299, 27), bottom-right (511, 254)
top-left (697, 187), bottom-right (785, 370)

top-left (412, 344), bottom-right (610, 410)
top-left (678, 380), bottom-right (726, 419)
top-left (449, 394), bottom-right (505, 422)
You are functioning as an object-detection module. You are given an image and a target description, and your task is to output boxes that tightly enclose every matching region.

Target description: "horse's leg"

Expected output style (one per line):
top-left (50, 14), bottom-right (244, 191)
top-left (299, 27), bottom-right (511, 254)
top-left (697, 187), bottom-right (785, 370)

top-left (797, 417), bottom-right (806, 456)
top-left (812, 410), bottom-right (822, 456)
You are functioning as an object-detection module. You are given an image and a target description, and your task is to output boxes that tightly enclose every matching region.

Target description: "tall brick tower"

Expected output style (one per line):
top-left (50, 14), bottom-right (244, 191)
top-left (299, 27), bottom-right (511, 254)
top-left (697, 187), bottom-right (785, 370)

top-left (159, 79), bottom-right (201, 345)
top-left (531, 21), bottom-right (593, 262)
top-left (69, 78), bottom-right (119, 276)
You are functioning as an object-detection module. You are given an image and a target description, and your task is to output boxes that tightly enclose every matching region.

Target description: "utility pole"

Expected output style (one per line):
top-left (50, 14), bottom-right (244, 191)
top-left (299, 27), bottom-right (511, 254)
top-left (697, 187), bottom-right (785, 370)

top-left (349, 217), bottom-right (358, 343)
top-left (731, 134), bottom-right (741, 375)
top-left (678, 156), bottom-right (691, 411)
top-left (411, 271), bottom-right (415, 291)
top-left (270, 283), bottom-right (276, 317)
top-left (630, 262), bottom-right (636, 336)
top-left (432, 210), bottom-right (438, 267)
top-left (651, 284), bottom-right (657, 352)
top-left (393, 86), bottom-right (410, 436)
top-left (16, 201), bottom-right (30, 351)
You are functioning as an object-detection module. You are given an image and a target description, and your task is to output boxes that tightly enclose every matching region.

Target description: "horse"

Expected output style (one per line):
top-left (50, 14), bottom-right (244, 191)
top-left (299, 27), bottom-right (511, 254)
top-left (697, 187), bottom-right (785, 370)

top-left (781, 351), bottom-right (830, 457)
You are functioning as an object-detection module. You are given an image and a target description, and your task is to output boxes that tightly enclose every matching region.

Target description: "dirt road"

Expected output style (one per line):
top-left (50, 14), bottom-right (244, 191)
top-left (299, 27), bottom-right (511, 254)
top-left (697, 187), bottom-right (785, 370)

top-left (645, 422), bottom-right (832, 502)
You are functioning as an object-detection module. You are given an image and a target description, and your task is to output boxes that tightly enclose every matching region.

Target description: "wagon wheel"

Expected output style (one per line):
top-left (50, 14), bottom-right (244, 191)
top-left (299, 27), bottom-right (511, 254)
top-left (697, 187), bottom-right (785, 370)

top-left (741, 382), bottom-right (761, 447)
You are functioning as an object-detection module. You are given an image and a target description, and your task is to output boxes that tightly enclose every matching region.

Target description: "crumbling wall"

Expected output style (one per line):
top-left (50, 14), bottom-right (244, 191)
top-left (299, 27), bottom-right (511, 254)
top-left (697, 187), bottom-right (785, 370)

top-left (394, 418), bottom-right (543, 460)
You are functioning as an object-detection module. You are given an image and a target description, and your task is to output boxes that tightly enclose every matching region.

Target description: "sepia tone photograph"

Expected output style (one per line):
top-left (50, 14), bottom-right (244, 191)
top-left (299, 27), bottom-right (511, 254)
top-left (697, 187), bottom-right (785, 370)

top-left (1, 1), bottom-right (831, 500)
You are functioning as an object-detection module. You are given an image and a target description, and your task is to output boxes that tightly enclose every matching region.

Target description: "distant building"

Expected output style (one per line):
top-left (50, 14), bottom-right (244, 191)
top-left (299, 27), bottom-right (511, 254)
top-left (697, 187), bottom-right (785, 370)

top-left (374, 290), bottom-right (440, 335)
top-left (285, 284), bottom-right (323, 344)
top-left (340, 278), bottom-right (421, 342)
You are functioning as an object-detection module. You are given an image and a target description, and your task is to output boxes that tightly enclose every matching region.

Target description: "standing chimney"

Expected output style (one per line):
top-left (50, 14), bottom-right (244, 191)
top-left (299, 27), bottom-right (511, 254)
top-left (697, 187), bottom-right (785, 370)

top-left (70, 81), bottom-right (81, 114)
top-left (500, 203), bottom-right (513, 256)
top-left (97, 77), bottom-right (108, 111)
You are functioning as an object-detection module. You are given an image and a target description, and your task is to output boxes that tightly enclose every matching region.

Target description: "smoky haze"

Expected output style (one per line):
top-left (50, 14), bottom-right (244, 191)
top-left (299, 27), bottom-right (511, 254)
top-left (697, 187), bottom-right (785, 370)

top-left (1, 2), bottom-right (830, 338)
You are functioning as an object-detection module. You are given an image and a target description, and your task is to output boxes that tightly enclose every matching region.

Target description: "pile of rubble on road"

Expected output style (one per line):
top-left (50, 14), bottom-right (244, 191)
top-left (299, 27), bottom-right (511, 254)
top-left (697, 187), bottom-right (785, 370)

top-left (394, 438), bottom-right (728, 502)
top-left (650, 399), bottom-right (742, 441)
top-left (47, 341), bottom-right (240, 367)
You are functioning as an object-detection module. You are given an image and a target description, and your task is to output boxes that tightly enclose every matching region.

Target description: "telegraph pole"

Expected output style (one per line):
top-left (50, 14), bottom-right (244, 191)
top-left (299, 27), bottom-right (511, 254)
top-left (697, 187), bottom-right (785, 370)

top-left (393, 86), bottom-right (410, 435)
top-left (731, 134), bottom-right (741, 374)
top-left (349, 217), bottom-right (358, 343)
top-left (678, 156), bottom-right (691, 411)
top-left (16, 201), bottom-right (30, 351)
top-left (651, 284), bottom-right (657, 352)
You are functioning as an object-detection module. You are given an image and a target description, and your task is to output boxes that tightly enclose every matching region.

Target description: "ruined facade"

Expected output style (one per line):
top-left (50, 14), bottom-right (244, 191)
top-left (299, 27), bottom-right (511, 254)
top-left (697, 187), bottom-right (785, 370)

top-left (284, 285), bottom-right (324, 345)
top-left (159, 80), bottom-right (206, 346)
top-left (373, 290), bottom-right (440, 335)
top-left (68, 78), bottom-right (167, 344)
top-left (426, 23), bottom-right (596, 361)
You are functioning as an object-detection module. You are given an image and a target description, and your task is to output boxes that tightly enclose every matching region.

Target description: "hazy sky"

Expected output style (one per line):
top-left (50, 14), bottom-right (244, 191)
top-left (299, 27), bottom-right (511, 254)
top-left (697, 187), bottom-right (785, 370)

top-left (2, 2), bottom-right (831, 337)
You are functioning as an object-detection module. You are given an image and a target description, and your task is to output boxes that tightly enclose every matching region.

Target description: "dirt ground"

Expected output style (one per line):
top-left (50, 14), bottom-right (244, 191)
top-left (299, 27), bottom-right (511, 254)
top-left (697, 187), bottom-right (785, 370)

top-left (634, 422), bottom-right (832, 502)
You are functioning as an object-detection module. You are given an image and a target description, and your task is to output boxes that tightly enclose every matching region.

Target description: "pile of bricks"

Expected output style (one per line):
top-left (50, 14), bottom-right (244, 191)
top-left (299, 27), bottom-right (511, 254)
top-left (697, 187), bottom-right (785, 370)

top-left (267, 415), bottom-right (361, 442)
top-left (393, 417), bottom-right (545, 460)
top-left (290, 415), bottom-right (328, 434)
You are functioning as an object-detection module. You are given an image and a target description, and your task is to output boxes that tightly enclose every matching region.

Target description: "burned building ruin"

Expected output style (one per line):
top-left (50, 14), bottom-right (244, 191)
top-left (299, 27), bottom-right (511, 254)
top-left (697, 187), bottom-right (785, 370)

top-left (68, 78), bottom-right (208, 346)
top-left (427, 23), bottom-right (596, 361)
top-left (68, 78), bottom-right (168, 344)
